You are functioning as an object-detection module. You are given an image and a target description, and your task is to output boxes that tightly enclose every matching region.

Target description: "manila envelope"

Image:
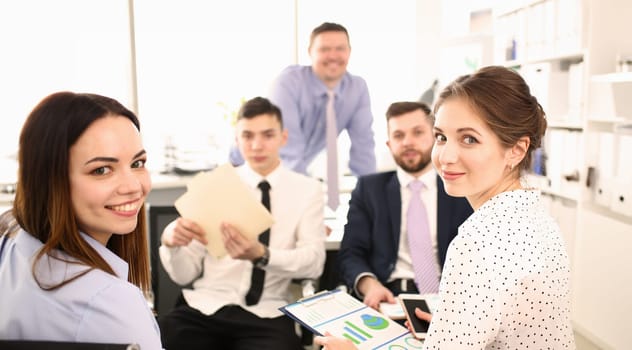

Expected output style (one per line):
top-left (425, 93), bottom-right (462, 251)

top-left (174, 163), bottom-right (274, 258)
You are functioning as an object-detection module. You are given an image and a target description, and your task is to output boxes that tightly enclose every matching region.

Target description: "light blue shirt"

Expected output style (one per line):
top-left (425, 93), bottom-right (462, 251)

top-left (0, 230), bottom-right (162, 350)
top-left (230, 65), bottom-right (376, 176)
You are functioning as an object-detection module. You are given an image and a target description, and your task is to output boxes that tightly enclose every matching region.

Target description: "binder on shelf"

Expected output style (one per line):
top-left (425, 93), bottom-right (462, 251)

top-left (567, 61), bottom-right (584, 122)
top-left (561, 131), bottom-right (579, 177)
top-left (593, 132), bottom-right (615, 207)
top-left (610, 133), bottom-right (632, 216)
top-left (544, 129), bottom-right (565, 191)
top-left (555, 0), bottom-right (583, 55)
top-left (593, 177), bottom-right (612, 208)
top-left (526, 2), bottom-right (545, 60)
top-left (521, 62), bottom-right (569, 119)
top-left (610, 178), bottom-right (632, 217)
top-left (614, 133), bottom-right (632, 178)
top-left (542, 0), bottom-right (555, 55)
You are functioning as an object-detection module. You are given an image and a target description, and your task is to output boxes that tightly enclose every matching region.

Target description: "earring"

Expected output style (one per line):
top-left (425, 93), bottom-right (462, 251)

top-left (509, 163), bottom-right (514, 171)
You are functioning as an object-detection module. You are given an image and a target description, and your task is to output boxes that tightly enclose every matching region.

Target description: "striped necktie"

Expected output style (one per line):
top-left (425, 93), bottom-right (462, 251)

top-left (407, 180), bottom-right (440, 293)
top-left (325, 90), bottom-right (339, 211)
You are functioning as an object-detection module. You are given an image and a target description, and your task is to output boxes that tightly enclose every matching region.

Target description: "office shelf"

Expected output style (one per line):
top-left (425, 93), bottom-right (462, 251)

top-left (547, 119), bottom-right (583, 130)
top-left (492, 1), bottom-right (632, 348)
top-left (591, 72), bottom-right (632, 83)
top-left (525, 173), bottom-right (580, 201)
top-left (502, 51), bottom-right (584, 68)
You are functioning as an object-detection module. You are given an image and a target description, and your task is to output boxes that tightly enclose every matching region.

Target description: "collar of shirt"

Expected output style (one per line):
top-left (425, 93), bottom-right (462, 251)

top-left (395, 165), bottom-right (437, 191)
top-left (307, 65), bottom-right (349, 99)
top-left (14, 229), bottom-right (129, 282)
top-left (237, 162), bottom-right (284, 191)
top-left (474, 188), bottom-right (540, 217)
top-left (79, 231), bottom-right (129, 280)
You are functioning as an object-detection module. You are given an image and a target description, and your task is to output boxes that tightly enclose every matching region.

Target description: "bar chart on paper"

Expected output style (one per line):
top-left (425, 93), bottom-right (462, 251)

top-left (280, 290), bottom-right (425, 349)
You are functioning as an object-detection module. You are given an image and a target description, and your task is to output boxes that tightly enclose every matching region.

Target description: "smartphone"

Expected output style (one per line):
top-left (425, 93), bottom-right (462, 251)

top-left (398, 294), bottom-right (431, 338)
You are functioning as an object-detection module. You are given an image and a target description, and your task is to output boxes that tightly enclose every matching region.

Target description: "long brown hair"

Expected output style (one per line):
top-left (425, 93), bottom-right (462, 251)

top-left (11, 91), bottom-right (151, 292)
top-left (433, 66), bottom-right (547, 172)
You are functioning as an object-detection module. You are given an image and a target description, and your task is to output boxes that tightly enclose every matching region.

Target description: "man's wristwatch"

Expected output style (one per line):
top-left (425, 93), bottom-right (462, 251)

top-left (253, 245), bottom-right (270, 268)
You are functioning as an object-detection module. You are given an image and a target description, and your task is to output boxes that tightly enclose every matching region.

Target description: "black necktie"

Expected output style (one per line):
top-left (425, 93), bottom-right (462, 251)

top-left (245, 180), bottom-right (270, 306)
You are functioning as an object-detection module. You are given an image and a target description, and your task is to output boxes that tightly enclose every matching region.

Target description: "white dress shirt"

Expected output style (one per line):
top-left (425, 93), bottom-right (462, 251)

top-left (424, 189), bottom-right (575, 349)
top-left (159, 163), bottom-right (326, 318)
top-left (389, 167), bottom-right (439, 281)
top-left (0, 230), bottom-right (162, 350)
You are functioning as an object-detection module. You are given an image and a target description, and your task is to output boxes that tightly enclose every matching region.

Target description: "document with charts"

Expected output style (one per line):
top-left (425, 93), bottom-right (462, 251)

top-left (279, 289), bottom-right (425, 350)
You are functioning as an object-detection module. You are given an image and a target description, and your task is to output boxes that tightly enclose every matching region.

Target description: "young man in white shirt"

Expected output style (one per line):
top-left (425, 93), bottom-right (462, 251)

top-left (158, 97), bottom-right (326, 349)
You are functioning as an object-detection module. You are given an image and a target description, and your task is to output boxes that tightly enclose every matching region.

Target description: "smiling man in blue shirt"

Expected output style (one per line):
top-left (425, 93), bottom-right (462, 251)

top-left (230, 22), bottom-right (376, 179)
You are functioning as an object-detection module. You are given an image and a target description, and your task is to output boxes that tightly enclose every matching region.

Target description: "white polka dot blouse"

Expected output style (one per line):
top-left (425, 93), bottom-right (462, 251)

top-left (423, 189), bottom-right (576, 349)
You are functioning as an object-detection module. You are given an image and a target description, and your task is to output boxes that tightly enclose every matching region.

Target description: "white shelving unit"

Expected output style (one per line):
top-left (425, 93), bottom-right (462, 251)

top-left (591, 71), bottom-right (632, 83)
top-left (492, 1), bottom-right (632, 349)
top-left (547, 120), bottom-right (583, 130)
top-left (502, 51), bottom-right (585, 69)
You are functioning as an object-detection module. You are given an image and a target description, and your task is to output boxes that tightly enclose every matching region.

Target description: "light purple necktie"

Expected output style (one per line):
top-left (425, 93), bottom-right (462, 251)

top-left (407, 180), bottom-right (440, 293)
top-left (326, 90), bottom-right (339, 211)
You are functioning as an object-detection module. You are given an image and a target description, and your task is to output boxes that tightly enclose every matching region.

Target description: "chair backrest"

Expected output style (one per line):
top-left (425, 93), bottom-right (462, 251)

top-left (0, 340), bottom-right (140, 350)
top-left (147, 205), bottom-right (193, 316)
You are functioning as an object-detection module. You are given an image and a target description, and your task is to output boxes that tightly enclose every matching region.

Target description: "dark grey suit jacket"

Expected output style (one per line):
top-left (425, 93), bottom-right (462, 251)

top-left (337, 171), bottom-right (473, 292)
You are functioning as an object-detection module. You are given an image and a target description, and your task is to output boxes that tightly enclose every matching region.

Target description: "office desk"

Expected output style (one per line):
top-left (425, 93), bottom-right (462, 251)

top-left (321, 204), bottom-right (349, 291)
top-left (0, 193), bottom-right (14, 214)
top-left (147, 173), bottom-right (193, 206)
top-left (325, 208), bottom-right (347, 250)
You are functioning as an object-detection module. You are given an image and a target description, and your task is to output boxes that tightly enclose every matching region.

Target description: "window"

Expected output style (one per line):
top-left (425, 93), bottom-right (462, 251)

top-left (0, 0), bottom-right (132, 159)
top-left (133, 0), bottom-right (295, 172)
top-left (1, 0), bottom-right (421, 174)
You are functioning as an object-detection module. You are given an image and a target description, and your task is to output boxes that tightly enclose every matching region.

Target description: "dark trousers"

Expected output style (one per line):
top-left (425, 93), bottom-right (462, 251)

top-left (384, 278), bottom-right (419, 296)
top-left (158, 303), bottom-right (302, 350)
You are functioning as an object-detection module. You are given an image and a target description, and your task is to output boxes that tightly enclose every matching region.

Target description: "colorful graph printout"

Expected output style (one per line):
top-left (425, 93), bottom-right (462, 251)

top-left (280, 290), bottom-right (419, 349)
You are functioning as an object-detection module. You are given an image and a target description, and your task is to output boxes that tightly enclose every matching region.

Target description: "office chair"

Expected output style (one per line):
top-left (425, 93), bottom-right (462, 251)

top-left (0, 340), bottom-right (139, 350)
top-left (147, 205), bottom-right (192, 316)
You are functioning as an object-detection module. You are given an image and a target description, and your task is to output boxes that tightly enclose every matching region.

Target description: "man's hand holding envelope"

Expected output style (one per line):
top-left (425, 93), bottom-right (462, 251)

top-left (169, 163), bottom-right (274, 258)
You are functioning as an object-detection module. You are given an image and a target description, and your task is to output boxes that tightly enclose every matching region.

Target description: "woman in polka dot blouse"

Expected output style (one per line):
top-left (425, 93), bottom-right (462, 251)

top-left (315, 66), bottom-right (576, 349)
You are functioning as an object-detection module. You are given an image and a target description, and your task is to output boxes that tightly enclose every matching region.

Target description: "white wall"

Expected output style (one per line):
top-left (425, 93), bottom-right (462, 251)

top-left (572, 210), bottom-right (632, 350)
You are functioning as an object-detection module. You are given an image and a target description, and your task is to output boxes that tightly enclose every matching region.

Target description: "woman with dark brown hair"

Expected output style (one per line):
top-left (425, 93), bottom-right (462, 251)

top-left (0, 92), bottom-right (162, 349)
